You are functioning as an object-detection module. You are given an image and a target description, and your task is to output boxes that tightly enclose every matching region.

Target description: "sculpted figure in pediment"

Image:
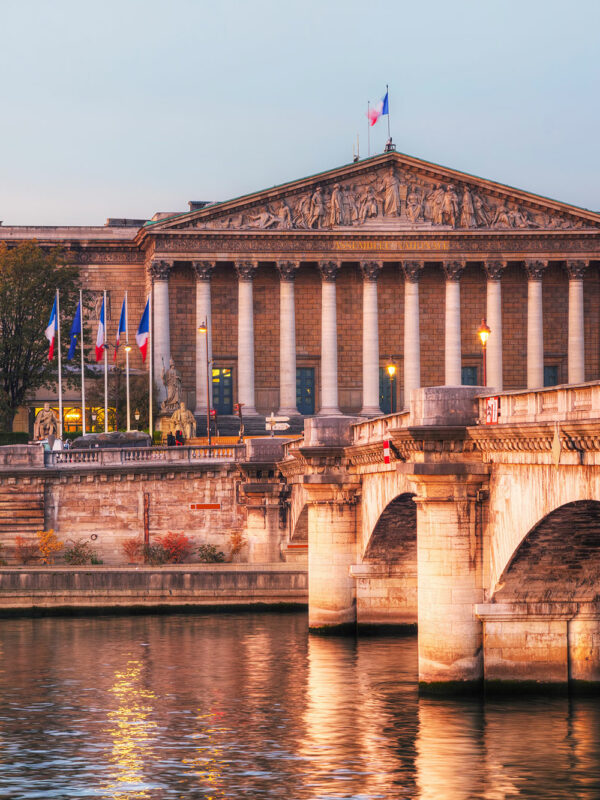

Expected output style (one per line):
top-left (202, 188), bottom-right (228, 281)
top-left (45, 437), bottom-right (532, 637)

top-left (381, 168), bottom-right (402, 216)
top-left (329, 183), bottom-right (344, 226)
top-left (308, 187), bottom-right (325, 228)
top-left (442, 185), bottom-right (459, 227)
top-left (427, 185), bottom-right (446, 224)
top-left (472, 191), bottom-right (490, 227)
top-left (359, 185), bottom-right (379, 223)
top-left (491, 201), bottom-right (511, 228)
top-left (460, 186), bottom-right (477, 228)
top-left (406, 186), bottom-right (423, 223)
top-left (279, 201), bottom-right (293, 229)
top-left (248, 203), bottom-right (282, 229)
top-left (346, 185), bottom-right (360, 225)
top-left (294, 194), bottom-right (311, 228)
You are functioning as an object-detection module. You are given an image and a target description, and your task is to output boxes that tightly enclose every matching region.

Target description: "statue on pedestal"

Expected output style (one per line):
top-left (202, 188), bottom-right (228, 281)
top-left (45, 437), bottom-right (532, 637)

top-left (160, 357), bottom-right (182, 414)
top-left (170, 401), bottom-right (196, 440)
top-left (33, 403), bottom-right (59, 440)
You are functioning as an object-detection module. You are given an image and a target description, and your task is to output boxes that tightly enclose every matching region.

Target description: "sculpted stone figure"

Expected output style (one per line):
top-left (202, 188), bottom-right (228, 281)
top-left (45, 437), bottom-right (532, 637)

top-left (429, 185), bottom-right (446, 225)
top-left (491, 202), bottom-right (511, 228)
top-left (329, 183), bottom-right (344, 226)
top-left (382, 168), bottom-right (401, 216)
top-left (346, 185), bottom-right (360, 224)
top-left (33, 402), bottom-right (58, 440)
top-left (248, 203), bottom-right (281, 229)
top-left (161, 357), bottom-right (182, 412)
top-left (308, 187), bottom-right (325, 228)
top-left (359, 186), bottom-right (378, 222)
top-left (170, 401), bottom-right (196, 440)
top-left (472, 191), bottom-right (490, 227)
top-left (460, 187), bottom-right (476, 228)
top-left (295, 194), bottom-right (311, 228)
top-left (406, 186), bottom-right (422, 223)
top-left (442, 185), bottom-right (459, 227)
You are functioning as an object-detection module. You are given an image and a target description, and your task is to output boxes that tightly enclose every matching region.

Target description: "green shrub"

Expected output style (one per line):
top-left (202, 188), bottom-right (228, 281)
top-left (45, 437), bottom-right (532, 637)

top-left (62, 538), bottom-right (98, 565)
top-left (0, 432), bottom-right (29, 446)
top-left (196, 544), bottom-right (226, 563)
top-left (143, 543), bottom-right (168, 565)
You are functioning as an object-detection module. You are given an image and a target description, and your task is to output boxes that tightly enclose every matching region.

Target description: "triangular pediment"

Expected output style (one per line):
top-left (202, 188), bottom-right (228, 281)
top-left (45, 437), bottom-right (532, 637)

top-left (145, 152), bottom-right (600, 234)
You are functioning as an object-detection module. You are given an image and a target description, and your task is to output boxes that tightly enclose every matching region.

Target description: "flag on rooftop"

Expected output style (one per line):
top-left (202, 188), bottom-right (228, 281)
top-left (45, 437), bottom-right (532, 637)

top-left (114, 297), bottom-right (127, 361)
top-left (67, 301), bottom-right (81, 361)
top-left (95, 297), bottom-right (106, 362)
top-left (45, 296), bottom-right (57, 361)
top-left (136, 298), bottom-right (150, 362)
top-left (367, 88), bottom-right (389, 127)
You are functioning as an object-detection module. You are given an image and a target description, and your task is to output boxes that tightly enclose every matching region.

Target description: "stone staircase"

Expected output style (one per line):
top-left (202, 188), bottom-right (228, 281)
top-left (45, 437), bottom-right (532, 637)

top-left (0, 483), bottom-right (45, 542)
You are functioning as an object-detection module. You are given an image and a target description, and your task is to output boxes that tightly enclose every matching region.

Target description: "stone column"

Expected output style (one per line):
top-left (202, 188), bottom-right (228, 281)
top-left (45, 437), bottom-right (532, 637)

top-left (192, 261), bottom-right (214, 414)
top-left (484, 260), bottom-right (505, 390)
top-left (566, 260), bottom-right (588, 384)
top-left (235, 261), bottom-right (258, 415)
top-left (409, 470), bottom-right (487, 689)
top-left (277, 261), bottom-right (299, 415)
top-left (360, 261), bottom-right (382, 416)
top-left (443, 261), bottom-right (465, 386)
top-left (402, 261), bottom-right (423, 408)
top-left (525, 259), bottom-right (547, 389)
top-left (148, 259), bottom-right (172, 403)
top-left (318, 261), bottom-right (341, 415)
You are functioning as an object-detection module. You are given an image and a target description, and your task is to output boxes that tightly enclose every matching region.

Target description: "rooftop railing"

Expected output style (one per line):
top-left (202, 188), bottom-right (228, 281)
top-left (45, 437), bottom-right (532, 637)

top-left (44, 444), bottom-right (245, 468)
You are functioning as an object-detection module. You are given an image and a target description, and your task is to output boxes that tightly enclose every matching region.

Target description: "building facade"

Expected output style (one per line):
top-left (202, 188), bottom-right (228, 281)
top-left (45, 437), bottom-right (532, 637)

top-left (3, 150), bottom-right (600, 430)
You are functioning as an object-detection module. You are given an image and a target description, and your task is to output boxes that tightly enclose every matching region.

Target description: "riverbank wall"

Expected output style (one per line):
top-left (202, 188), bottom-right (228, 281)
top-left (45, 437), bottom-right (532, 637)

top-left (0, 564), bottom-right (308, 614)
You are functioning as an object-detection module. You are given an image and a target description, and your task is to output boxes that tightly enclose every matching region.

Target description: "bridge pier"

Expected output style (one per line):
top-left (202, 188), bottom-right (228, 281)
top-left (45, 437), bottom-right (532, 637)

top-left (408, 466), bottom-right (489, 692)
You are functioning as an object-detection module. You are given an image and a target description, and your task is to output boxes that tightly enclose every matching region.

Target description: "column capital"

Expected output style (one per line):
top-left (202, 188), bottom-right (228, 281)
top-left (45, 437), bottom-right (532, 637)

top-left (235, 260), bottom-right (258, 281)
top-left (277, 260), bottom-right (299, 281)
top-left (359, 261), bottom-right (383, 281)
top-left (319, 260), bottom-right (340, 282)
top-left (565, 259), bottom-right (588, 280)
top-left (147, 259), bottom-right (172, 281)
top-left (192, 260), bottom-right (215, 281)
top-left (483, 259), bottom-right (506, 281)
top-left (402, 260), bottom-right (424, 283)
top-left (442, 260), bottom-right (465, 281)
top-left (524, 259), bottom-right (547, 280)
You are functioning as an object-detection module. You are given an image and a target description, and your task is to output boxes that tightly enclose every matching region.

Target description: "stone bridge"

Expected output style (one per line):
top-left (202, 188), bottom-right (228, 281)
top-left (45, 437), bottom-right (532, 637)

top-left (279, 383), bottom-right (600, 691)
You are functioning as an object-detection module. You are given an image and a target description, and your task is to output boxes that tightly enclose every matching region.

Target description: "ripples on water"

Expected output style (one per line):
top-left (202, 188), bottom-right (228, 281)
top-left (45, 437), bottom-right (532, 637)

top-left (0, 612), bottom-right (598, 799)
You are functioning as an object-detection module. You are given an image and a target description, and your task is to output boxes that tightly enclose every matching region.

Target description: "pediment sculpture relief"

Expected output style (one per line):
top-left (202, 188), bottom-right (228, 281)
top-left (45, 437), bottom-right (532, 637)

top-left (184, 165), bottom-right (594, 233)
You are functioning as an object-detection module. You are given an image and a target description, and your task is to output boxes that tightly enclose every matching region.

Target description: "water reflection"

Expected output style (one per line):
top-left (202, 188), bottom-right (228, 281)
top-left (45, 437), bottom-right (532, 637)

top-left (0, 613), bottom-right (597, 799)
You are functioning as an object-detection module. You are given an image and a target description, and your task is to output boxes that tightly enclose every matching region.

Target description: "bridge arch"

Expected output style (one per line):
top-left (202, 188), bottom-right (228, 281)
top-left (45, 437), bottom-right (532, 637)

top-left (364, 492), bottom-right (416, 562)
top-left (492, 500), bottom-right (600, 604)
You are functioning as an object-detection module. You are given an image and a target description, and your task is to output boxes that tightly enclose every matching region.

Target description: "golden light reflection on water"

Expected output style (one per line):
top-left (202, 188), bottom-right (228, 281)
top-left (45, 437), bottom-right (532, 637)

top-left (102, 659), bottom-right (158, 800)
top-left (181, 709), bottom-right (229, 800)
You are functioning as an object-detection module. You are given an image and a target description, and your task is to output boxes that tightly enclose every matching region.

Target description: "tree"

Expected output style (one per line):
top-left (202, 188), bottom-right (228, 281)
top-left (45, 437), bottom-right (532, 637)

top-left (0, 242), bottom-right (79, 431)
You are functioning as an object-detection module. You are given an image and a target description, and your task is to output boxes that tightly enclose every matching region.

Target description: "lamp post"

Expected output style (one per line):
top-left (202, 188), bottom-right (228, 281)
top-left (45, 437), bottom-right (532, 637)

top-left (134, 408), bottom-right (140, 431)
top-left (91, 410), bottom-right (97, 433)
top-left (198, 321), bottom-right (211, 448)
top-left (124, 344), bottom-right (132, 431)
top-left (386, 360), bottom-right (396, 414)
top-left (477, 318), bottom-right (491, 386)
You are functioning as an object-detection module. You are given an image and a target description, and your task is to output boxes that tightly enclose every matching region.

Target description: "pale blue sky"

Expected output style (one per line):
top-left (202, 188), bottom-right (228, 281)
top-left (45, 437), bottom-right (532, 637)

top-left (1, 0), bottom-right (599, 224)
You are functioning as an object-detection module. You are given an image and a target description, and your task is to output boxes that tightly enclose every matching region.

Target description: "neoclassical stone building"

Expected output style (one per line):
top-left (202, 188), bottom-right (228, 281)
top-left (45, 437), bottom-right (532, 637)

top-left (3, 150), bottom-right (600, 430)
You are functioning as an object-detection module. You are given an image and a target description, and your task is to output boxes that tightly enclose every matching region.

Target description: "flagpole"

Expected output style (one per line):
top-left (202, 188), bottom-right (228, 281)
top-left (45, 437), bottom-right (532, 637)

top-left (56, 289), bottom-right (63, 440)
top-left (367, 101), bottom-right (371, 158)
top-left (386, 83), bottom-right (391, 140)
top-left (125, 291), bottom-right (131, 431)
top-left (148, 291), bottom-right (153, 440)
top-left (103, 289), bottom-right (108, 433)
top-left (80, 289), bottom-right (86, 436)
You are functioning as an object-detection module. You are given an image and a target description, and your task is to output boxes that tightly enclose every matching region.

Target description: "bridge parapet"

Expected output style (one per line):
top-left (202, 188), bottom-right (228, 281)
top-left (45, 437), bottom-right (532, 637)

top-left (478, 380), bottom-right (600, 425)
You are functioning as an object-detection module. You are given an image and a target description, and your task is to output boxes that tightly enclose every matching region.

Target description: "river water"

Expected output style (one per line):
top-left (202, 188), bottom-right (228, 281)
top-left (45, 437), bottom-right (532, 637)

top-left (1, 612), bottom-right (599, 799)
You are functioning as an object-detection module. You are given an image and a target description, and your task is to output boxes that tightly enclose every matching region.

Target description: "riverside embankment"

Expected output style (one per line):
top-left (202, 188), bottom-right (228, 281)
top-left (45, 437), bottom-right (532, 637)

top-left (0, 564), bottom-right (307, 614)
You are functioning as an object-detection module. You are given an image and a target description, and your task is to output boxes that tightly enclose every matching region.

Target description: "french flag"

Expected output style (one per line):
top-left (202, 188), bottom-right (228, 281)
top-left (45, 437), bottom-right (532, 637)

top-left (95, 296), bottom-right (106, 362)
top-left (136, 298), bottom-right (150, 362)
top-left (114, 297), bottom-right (127, 361)
top-left (368, 89), bottom-right (389, 127)
top-left (45, 296), bottom-right (58, 361)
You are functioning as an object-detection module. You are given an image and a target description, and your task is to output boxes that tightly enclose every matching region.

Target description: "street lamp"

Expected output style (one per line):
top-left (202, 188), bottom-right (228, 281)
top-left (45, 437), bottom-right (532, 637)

top-left (477, 318), bottom-right (491, 386)
top-left (124, 344), bottom-right (132, 431)
top-left (198, 321), bottom-right (211, 449)
top-left (134, 408), bottom-right (140, 430)
top-left (386, 360), bottom-right (396, 414)
top-left (91, 410), bottom-right (97, 433)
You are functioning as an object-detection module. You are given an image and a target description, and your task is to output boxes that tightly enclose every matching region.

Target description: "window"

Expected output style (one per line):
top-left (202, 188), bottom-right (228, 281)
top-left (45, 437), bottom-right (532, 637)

top-left (461, 366), bottom-right (479, 386)
top-left (544, 365), bottom-right (559, 387)
top-left (296, 368), bottom-right (315, 415)
top-left (379, 367), bottom-right (397, 414)
top-left (212, 368), bottom-right (233, 414)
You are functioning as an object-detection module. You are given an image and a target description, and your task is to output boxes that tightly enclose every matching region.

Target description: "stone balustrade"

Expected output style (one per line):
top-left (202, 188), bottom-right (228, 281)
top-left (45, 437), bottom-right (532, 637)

top-left (478, 380), bottom-right (600, 425)
top-left (44, 444), bottom-right (245, 468)
top-left (351, 410), bottom-right (411, 447)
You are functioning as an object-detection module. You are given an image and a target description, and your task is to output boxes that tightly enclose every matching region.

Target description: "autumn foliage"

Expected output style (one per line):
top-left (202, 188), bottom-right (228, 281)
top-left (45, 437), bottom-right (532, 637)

top-left (36, 529), bottom-right (63, 565)
top-left (155, 532), bottom-right (193, 563)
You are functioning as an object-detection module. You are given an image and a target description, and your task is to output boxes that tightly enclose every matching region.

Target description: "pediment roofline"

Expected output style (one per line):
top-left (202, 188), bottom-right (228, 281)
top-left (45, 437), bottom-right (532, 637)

top-left (140, 150), bottom-right (600, 236)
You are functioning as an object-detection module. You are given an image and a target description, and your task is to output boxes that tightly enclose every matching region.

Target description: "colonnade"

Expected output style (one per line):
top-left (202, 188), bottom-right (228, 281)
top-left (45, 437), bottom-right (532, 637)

top-left (148, 257), bottom-right (590, 413)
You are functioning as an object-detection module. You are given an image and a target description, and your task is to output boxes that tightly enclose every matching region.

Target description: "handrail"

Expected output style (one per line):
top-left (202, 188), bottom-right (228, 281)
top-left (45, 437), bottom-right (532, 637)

top-left (44, 444), bottom-right (245, 467)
